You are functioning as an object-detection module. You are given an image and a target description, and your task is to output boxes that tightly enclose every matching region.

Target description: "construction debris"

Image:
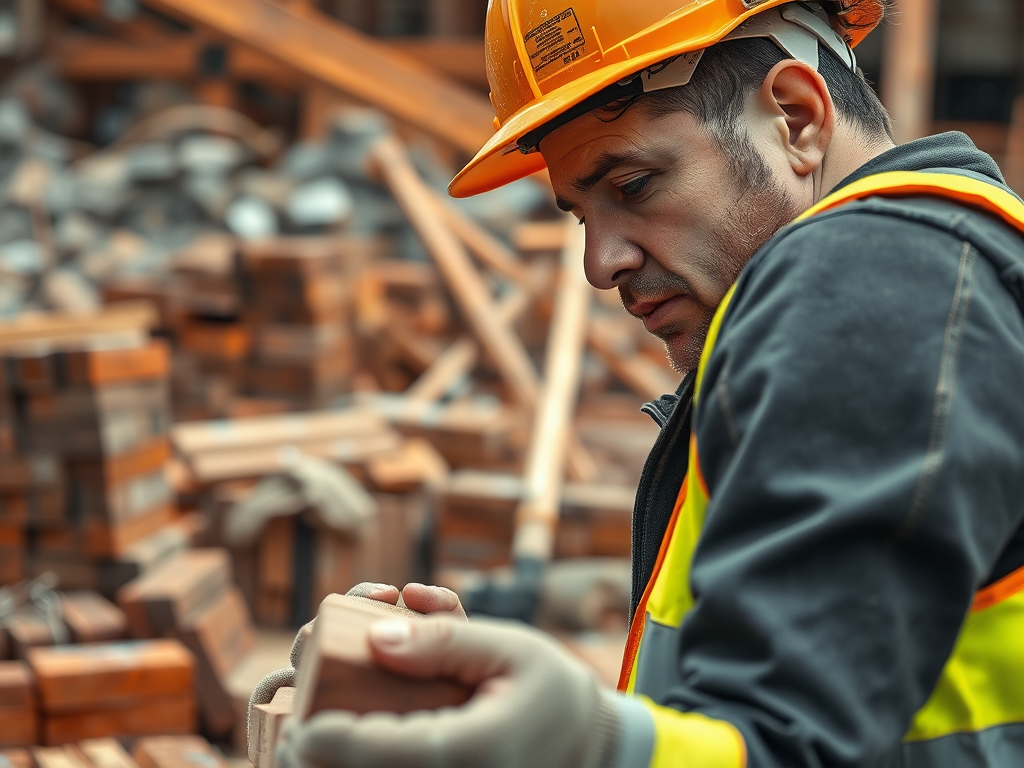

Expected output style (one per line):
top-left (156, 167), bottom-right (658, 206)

top-left (0, 0), bottom-right (678, 758)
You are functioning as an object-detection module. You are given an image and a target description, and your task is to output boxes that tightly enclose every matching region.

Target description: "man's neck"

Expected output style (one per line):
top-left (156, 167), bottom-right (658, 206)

top-left (815, 126), bottom-right (896, 202)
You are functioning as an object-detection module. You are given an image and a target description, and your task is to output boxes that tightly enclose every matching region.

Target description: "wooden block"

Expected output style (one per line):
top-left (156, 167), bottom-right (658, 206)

top-left (83, 503), bottom-right (176, 558)
top-left (25, 383), bottom-right (170, 458)
top-left (76, 469), bottom-right (172, 526)
top-left (177, 324), bottom-right (250, 362)
top-left (117, 549), bottom-right (232, 638)
top-left (0, 495), bottom-right (28, 525)
top-left (26, 554), bottom-right (100, 593)
top-left (0, 522), bottom-right (24, 549)
top-left (31, 746), bottom-right (92, 768)
top-left (0, 707), bottom-right (37, 747)
top-left (250, 687), bottom-right (293, 768)
top-left (174, 586), bottom-right (254, 736)
top-left (0, 662), bottom-right (37, 747)
top-left (0, 662), bottom-right (33, 709)
top-left (67, 437), bottom-right (170, 491)
top-left (0, 455), bottom-right (63, 493)
top-left (292, 594), bottom-right (471, 718)
top-left (6, 613), bottom-right (57, 660)
top-left (78, 739), bottom-right (140, 768)
top-left (365, 439), bottom-right (448, 493)
top-left (97, 522), bottom-right (192, 597)
top-left (27, 639), bottom-right (194, 712)
top-left (60, 592), bottom-right (128, 644)
top-left (258, 518), bottom-right (294, 595)
top-left (63, 341), bottom-right (170, 387)
top-left (0, 750), bottom-right (32, 768)
top-left (41, 692), bottom-right (195, 746)
top-left (131, 736), bottom-right (225, 768)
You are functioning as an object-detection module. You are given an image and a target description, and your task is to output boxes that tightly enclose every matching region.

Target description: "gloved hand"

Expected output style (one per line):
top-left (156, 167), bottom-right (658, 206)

top-left (275, 617), bottom-right (626, 768)
top-left (247, 581), bottom-right (466, 764)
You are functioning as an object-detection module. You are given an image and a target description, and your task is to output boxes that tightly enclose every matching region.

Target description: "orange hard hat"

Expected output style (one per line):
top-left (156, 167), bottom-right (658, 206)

top-left (449, 0), bottom-right (885, 198)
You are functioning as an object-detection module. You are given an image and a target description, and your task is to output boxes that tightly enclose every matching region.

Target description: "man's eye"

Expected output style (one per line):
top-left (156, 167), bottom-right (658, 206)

top-left (619, 175), bottom-right (652, 199)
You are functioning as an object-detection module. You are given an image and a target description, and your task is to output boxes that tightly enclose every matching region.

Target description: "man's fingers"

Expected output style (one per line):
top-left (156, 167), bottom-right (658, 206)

top-left (400, 583), bottom-right (468, 619)
top-left (367, 617), bottom-right (520, 686)
top-left (345, 582), bottom-right (401, 604)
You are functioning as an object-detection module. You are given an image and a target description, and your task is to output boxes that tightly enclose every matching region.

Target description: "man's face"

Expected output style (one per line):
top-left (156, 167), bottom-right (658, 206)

top-left (542, 103), bottom-right (800, 373)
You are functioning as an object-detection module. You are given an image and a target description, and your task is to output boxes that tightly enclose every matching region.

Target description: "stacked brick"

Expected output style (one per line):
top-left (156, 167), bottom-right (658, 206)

top-left (116, 548), bottom-right (255, 739)
top-left (0, 340), bottom-right (186, 595)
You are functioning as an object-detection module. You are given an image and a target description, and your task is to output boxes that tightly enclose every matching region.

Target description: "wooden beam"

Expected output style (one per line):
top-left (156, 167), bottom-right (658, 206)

top-left (881, 0), bottom-right (939, 144)
top-left (433, 192), bottom-right (530, 288)
top-left (405, 289), bottom-right (529, 403)
top-left (512, 221), bottom-right (591, 562)
top-left (139, 0), bottom-right (495, 154)
top-left (49, 34), bottom-right (300, 89)
top-left (389, 38), bottom-right (487, 91)
top-left (370, 135), bottom-right (538, 408)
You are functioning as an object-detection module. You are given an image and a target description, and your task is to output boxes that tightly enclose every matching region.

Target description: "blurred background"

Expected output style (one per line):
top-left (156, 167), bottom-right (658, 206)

top-left (0, 0), bottom-right (1020, 760)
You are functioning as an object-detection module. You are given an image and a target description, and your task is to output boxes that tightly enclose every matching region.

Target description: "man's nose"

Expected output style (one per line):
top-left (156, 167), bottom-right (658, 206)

top-left (582, 222), bottom-right (644, 290)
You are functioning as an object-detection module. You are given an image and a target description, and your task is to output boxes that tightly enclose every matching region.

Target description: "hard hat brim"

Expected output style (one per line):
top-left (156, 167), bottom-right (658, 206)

top-left (448, 52), bottom-right (692, 199)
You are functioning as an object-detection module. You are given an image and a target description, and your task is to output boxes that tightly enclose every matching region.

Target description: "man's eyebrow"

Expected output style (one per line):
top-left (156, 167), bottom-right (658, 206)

top-left (554, 149), bottom-right (647, 213)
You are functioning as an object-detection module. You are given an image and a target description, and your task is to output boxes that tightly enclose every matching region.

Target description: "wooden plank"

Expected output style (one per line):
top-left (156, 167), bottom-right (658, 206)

top-left (250, 686), bottom-right (293, 768)
top-left (0, 750), bottom-right (33, 768)
top-left (60, 592), bottom-right (129, 644)
top-left (31, 747), bottom-right (92, 768)
top-left (0, 662), bottom-right (37, 748)
top-left (132, 736), bottom-right (226, 768)
top-left (173, 586), bottom-right (254, 736)
top-left (371, 135), bottom-right (539, 408)
top-left (117, 549), bottom-right (232, 638)
top-left (513, 222), bottom-right (592, 561)
top-left (141, 0), bottom-right (494, 154)
top-left (27, 639), bottom-right (194, 712)
top-left (292, 595), bottom-right (470, 718)
top-left (78, 739), bottom-right (140, 768)
top-left (41, 693), bottom-right (196, 746)
top-left (0, 662), bottom-right (34, 709)
top-left (0, 303), bottom-right (156, 355)
top-left (433, 193), bottom-right (530, 287)
top-left (587, 319), bottom-right (678, 401)
top-left (389, 38), bottom-right (487, 90)
top-left (170, 409), bottom-right (384, 458)
top-left (365, 438), bottom-right (448, 493)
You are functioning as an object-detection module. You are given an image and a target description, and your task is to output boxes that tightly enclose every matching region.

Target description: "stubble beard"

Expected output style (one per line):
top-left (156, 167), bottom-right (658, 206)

top-left (619, 174), bottom-right (799, 375)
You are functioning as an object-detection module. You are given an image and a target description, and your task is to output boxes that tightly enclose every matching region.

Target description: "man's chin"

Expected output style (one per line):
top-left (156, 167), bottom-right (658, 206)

top-left (661, 324), bottom-right (710, 376)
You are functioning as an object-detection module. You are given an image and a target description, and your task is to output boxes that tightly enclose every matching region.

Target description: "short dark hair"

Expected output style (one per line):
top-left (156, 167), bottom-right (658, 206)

top-left (595, 37), bottom-right (892, 185)
top-left (654, 37), bottom-right (893, 141)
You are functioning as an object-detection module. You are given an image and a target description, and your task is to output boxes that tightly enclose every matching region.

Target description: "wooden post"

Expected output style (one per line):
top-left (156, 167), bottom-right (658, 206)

top-left (1005, 96), bottom-right (1024, 194)
top-left (881, 0), bottom-right (939, 144)
top-left (512, 221), bottom-right (591, 562)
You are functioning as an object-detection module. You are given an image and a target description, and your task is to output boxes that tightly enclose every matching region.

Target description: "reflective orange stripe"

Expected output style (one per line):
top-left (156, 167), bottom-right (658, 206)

top-left (972, 565), bottom-right (1024, 613)
top-left (618, 473), bottom-right (689, 692)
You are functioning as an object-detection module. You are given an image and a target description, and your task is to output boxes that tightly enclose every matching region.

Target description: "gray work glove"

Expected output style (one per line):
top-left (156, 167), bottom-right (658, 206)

top-left (247, 582), bottom-right (467, 764)
top-left (275, 617), bottom-right (625, 768)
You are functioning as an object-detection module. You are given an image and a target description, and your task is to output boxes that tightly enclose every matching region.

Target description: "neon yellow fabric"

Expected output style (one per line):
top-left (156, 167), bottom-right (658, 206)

top-left (626, 170), bottom-right (1024, 765)
top-left (906, 588), bottom-right (1024, 741)
top-left (640, 698), bottom-right (748, 768)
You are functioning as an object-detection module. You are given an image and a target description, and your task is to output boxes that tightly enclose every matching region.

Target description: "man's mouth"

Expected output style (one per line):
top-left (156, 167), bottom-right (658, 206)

top-left (626, 295), bottom-right (687, 334)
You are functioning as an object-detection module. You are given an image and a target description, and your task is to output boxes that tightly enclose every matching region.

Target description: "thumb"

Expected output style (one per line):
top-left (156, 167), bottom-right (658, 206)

top-left (368, 618), bottom-right (520, 687)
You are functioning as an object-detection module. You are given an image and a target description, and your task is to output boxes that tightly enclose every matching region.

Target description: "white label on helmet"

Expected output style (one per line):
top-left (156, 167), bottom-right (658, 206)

top-left (524, 8), bottom-right (586, 77)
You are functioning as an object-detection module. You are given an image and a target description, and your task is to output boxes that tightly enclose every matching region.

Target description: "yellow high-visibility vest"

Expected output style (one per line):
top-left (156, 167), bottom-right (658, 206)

top-left (617, 171), bottom-right (1024, 768)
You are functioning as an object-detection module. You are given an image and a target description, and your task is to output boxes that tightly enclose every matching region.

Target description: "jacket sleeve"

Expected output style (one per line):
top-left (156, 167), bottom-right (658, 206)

top-left (650, 203), bottom-right (1024, 767)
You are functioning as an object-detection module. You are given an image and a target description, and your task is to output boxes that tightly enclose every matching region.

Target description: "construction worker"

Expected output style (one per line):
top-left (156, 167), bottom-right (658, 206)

top-left (266, 1), bottom-right (1024, 766)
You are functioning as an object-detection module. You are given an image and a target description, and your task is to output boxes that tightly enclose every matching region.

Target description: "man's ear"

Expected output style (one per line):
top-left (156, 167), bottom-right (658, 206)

top-left (758, 59), bottom-right (834, 177)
